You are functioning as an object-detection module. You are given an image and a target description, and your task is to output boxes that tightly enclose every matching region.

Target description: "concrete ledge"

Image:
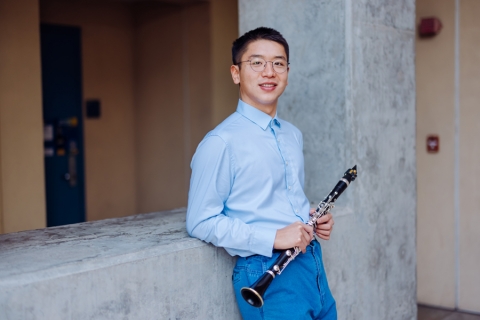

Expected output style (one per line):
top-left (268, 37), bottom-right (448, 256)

top-left (0, 209), bottom-right (241, 319)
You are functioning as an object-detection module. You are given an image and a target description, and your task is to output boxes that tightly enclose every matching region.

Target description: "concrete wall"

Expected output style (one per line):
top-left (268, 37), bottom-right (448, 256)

top-left (0, 210), bottom-right (241, 319)
top-left (41, 0), bottom-right (138, 221)
top-left (239, 0), bottom-right (417, 319)
top-left (417, 0), bottom-right (480, 313)
top-left (0, 0), bottom-right (46, 233)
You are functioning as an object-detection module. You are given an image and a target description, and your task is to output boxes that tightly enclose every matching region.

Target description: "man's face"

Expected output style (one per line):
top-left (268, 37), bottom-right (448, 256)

top-left (230, 40), bottom-right (289, 117)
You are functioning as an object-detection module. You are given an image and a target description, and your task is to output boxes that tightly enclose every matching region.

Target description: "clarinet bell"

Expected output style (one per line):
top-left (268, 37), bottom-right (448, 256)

top-left (240, 271), bottom-right (275, 308)
top-left (241, 287), bottom-right (264, 308)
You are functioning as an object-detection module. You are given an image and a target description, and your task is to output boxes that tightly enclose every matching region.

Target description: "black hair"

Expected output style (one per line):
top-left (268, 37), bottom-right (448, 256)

top-left (232, 27), bottom-right (289, 65)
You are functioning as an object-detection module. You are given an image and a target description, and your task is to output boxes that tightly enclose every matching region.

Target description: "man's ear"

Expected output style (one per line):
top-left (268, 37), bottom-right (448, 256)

top-left (230, 65), bottom-right (240, 84)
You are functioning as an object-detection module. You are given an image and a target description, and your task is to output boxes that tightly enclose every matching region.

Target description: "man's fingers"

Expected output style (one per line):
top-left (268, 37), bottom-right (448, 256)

top-left (274, 221), bottom-right (317, 251)
top-left (316, 233), bottom-right (331, 240)
top-left (299, 224), bottom-right (314, 252)
top-left (316, 212), bottom-right (333, 224)
top-left (316, 222), bottom-right (333, 230)
top-left (299, 223), bottom-right (314, 238)
top-left (300, 228), bottom-right (312, 244)
top-left (316, 229), bottom-right (331, 236)
top-left (312, 213), bottom-right (335, 241)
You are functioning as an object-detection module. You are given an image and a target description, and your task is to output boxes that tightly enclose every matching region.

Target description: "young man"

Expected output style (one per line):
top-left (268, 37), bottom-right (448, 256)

top-left (186, 27), bottom-right (337, 319)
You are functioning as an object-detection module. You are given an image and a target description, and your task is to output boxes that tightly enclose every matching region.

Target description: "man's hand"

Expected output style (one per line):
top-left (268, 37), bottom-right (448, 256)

top-left (310, 208), bottom-right (334, 240)
top-left (274, 221), bottom-right (314, 253)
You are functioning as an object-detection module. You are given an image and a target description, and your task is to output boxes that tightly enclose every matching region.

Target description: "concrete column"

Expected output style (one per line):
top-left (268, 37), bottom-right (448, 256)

top-left (239, 1), bottom-right (416, 319)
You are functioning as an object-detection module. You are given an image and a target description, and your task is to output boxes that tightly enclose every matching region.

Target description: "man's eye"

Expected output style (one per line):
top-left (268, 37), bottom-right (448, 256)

top-left (251, 60), bottom-right (263, 66)
top-left (273, 61), bottom-right (286, 67)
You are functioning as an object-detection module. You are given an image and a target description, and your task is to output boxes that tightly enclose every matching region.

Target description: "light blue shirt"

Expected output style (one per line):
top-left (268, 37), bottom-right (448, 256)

top-left (186, 100), bottom-right (310, 257)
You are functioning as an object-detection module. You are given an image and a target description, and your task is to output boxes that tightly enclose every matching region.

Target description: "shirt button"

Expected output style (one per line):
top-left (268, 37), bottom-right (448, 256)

top-left (295, 209), bottom-right (299, 213)
top-left (286, 161), bottom-right (289, 166)
top-left (277, 138), bottom-right (280, 142)
top-left (288, 186), bottom-right (291, 190)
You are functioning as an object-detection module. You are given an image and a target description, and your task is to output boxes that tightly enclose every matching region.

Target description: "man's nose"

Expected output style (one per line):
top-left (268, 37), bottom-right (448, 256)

top-left (262, 61), bottom-right (275, 76)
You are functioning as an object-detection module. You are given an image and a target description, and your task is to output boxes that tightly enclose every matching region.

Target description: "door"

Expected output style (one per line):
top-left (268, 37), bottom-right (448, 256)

top-left (41, 24), bottom-right (86, 227)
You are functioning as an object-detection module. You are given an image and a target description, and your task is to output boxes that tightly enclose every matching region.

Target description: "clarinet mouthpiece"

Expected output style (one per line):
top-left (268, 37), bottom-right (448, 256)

top-left (346, 165), bottom-right (357, 182)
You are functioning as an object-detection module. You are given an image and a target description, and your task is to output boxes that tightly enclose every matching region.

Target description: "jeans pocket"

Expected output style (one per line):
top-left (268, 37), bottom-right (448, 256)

top-left (245, 255), bottom-right (269, 276)
top-left (232, 266), bottom-right (243, 285)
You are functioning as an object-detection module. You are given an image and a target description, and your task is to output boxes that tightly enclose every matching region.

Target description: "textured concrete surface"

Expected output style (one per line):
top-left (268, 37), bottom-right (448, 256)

top-left (0, 209), bottom-right (240, 319)
top-left (239, 1), bottom-right (416, 319)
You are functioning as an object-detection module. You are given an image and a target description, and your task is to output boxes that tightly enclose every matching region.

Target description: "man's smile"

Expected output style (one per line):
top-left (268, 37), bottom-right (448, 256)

top-left (259, 82), bottom-right (277, 91)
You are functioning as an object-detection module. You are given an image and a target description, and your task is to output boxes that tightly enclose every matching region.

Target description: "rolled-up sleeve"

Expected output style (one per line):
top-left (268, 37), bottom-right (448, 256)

top-left (186, 135), bottom-right (277, 257)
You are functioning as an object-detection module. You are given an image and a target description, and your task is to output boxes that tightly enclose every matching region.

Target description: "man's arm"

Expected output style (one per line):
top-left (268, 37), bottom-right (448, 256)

top-left (186, 135), bottom-right (278, 257)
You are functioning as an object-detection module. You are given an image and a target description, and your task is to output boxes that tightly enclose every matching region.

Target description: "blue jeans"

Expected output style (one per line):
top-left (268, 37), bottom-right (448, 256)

top-left (232, 240), bottom-right (337, 320)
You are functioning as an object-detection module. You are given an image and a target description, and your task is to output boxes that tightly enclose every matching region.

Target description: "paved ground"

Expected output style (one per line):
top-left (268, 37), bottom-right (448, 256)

top-left (419, 305), bottom-right (480, 320)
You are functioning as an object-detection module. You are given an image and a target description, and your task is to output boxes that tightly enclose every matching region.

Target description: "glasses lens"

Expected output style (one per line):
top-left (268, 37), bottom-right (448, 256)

top-left (272, 60), bottom-right (287, 73)
top-left (249, 58), bottom-right (265, 72)
top-left (248, 58), bottom-right (288, 73)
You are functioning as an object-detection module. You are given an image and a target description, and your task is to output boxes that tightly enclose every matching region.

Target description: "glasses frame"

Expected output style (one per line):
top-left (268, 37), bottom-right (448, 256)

top-left (236, 58), bottom-right (290, 74)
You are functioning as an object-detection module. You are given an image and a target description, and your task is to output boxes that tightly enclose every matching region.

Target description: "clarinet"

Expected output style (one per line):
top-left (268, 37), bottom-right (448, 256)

top-left (240, 165), bottom-right (358, 308)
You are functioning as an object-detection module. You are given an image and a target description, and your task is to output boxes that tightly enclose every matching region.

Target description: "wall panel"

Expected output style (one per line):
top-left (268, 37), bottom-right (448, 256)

top-left (459, 0), bottom-right (480, 313)
top-left (210, 0), bottom-right (239, 126)
top-left (134, 3), bottom-right (213, 213)
top-left (0, 0), bottom-right (46, 233)
top-left (416, 0), bottom-right (456, 308)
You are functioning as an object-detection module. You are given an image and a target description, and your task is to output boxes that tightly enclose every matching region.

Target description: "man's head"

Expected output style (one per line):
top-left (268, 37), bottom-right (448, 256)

top-left (232, 27), bottom-right (289, 65)
top-left (230, 27), bottom-right (290, 117)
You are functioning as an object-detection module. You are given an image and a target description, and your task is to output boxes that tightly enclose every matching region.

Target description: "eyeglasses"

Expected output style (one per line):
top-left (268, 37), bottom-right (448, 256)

top-left (237, 57), bottom-right (289, 74)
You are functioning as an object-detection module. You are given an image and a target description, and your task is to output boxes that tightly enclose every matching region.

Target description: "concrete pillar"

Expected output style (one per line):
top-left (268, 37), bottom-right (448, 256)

top-left (239, 1), bottom-right (416, 319)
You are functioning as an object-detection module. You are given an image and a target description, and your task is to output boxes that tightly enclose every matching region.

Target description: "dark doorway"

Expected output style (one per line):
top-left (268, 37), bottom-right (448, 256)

top-left (41, 24), bottom-right (86, 227)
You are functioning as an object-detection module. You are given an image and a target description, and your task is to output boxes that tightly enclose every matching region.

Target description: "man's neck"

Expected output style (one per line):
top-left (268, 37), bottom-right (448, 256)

top-left (240, 98), bottom-right (277, 118)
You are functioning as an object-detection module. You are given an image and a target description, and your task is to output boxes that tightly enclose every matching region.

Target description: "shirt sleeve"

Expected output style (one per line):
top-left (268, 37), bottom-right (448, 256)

top-left (186, 135), bottom-right (277, 257)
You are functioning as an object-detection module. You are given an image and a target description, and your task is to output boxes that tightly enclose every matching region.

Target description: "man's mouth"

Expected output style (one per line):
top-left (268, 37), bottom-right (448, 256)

top-left (259, 83), bottom-right (277, 88)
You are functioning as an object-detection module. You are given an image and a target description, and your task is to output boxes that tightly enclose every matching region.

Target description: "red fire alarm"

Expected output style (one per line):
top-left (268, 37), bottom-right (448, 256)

top-left (419, 17), bottom-right (443, 37)
top-left (427, 135), bottom-right (439, 153)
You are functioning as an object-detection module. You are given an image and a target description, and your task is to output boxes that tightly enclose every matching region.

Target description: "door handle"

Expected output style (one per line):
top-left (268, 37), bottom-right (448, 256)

top-left (64, 141), bottom-right (78, 187)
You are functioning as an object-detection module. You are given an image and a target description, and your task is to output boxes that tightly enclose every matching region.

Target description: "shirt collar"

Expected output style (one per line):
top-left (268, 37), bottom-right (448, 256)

top-left (236, 100), bottom-right (281, 131)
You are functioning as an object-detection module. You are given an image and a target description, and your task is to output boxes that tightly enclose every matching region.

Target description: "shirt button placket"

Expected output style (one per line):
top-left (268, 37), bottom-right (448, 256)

top-left (273, 125), bottom-right (294, 212)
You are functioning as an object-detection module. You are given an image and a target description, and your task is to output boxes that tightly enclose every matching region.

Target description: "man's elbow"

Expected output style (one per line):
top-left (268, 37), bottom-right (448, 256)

top-left (186, 218), bottom-right (204, 240)
top-left (186, 218), bottom-right (196, 237)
